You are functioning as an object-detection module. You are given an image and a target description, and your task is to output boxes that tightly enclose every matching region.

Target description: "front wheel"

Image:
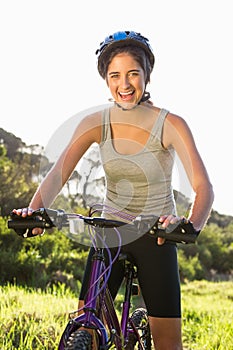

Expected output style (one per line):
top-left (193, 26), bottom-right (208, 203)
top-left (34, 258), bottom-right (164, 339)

top-left (65, 330), bottom-right (92, 350)
top-left (126, 308), bottom-right (152, 350)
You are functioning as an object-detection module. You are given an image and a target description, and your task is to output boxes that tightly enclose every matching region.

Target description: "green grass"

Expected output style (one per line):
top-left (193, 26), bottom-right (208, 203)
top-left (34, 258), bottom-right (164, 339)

top-left (0, 281), bottom-right (232, 349)
top-left (0, 284), bottom-right (77, 349)
top-left (181, 281), bottom-right (233, 350)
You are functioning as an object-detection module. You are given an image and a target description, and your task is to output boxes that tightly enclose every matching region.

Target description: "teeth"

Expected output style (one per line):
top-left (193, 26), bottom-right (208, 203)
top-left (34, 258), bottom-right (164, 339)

top-left (120, 91), bottom-right (133, 96)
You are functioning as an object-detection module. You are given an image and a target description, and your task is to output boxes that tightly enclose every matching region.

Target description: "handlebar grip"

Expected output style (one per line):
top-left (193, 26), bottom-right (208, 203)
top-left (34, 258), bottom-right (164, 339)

top-left (155, 229), bottom-right (198, 244)
top-left (133, 216), bottom-right (199, 244)
top-left (153, 220), bottom-right (199, 244)
top-left (8, 218), bottom-right (49, 230)
top-left (7, 218), bottom-right (48, 238)
top-left (8, 208), bottom-right (68, 237)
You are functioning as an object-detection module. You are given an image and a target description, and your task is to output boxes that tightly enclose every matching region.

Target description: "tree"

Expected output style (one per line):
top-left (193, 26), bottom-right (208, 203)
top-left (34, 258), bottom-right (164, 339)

top-left (64, 144), bottom-right (106, 208)
top-left (0, 145), bottom-right (37, 216)
top-left (0, 128), bottom-right (25, 159)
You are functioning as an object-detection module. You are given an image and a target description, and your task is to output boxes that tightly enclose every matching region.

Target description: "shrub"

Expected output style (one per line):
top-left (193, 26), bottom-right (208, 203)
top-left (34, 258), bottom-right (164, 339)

top-left (0, 217), bottom-right (88, 291)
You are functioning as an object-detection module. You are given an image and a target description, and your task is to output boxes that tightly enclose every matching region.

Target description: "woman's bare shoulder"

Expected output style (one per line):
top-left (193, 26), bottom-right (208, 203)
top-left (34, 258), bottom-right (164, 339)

top-left (71, 110), bottom-right (103, 144)
top-left (166, 111), bottom-right (188, 127)
top-left (81, 110), bottom-right (103, 126)
top-left (163, 111), bottom-right (195, 148)
top-left (165, 111), bottom-right (194, 137)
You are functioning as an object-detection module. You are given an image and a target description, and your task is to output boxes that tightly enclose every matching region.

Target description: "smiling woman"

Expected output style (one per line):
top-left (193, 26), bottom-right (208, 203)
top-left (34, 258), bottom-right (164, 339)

top-left (13, 30), bottom-right (214, 350)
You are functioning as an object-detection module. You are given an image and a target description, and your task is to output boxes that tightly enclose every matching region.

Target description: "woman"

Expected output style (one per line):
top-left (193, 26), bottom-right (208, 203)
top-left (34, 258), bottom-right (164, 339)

top-left (13, 31), bottom-right (214, 349)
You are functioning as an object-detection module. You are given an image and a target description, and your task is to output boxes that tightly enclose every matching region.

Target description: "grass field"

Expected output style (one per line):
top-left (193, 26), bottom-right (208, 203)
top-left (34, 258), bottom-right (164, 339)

top-left (0, 281), bottom-right (232, 349)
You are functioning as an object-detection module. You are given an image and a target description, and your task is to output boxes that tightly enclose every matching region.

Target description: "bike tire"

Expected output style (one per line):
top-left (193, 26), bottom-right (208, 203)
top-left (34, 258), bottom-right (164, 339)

top-left (65, 330), bottom-right (92, 350)
top-left (126, 308), bottom-right (152, 350)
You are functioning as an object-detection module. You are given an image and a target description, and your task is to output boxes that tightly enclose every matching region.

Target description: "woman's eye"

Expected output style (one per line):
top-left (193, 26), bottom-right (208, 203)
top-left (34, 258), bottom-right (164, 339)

top-left (129, 72), bottom-right (139, 77)
top-left (110, 74), bottom-right (119, 79)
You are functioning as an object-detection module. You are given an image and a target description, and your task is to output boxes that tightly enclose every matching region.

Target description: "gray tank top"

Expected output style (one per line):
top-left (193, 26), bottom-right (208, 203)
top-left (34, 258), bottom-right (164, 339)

top-left (99, 107), bottom-right (176, 221)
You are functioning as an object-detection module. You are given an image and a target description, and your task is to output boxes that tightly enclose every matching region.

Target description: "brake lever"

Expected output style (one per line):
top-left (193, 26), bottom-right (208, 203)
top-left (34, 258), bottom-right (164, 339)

top-left (37, 208), bottom-right (68, 230)
top-left (133, 215), bottom-right (160, 233)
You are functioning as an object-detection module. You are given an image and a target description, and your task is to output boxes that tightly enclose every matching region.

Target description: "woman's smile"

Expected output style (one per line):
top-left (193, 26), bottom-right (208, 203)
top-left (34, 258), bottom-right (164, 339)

top-left (118, 90), bottom-right (135, 101)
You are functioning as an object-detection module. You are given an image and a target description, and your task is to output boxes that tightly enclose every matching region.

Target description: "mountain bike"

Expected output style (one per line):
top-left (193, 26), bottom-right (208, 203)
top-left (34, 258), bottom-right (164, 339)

top-left (8, 206), bottom-right (198, 349)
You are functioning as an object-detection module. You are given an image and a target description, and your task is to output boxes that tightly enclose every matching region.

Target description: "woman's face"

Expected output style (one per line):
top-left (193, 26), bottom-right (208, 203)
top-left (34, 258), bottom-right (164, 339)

top-left (106, 53), bottom-right (146, 108)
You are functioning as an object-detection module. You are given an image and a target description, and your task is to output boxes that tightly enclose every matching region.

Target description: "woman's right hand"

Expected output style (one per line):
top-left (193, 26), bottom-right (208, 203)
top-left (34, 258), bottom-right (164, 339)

top-left (12, 208), bottom-right (44, 235)
top-left (12, 207), bottom-right (34, 217)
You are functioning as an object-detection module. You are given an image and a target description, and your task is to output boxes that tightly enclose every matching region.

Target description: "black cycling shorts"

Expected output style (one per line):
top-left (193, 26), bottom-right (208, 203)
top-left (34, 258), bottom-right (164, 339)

top-left (79, 233), bottom-right (181, 318)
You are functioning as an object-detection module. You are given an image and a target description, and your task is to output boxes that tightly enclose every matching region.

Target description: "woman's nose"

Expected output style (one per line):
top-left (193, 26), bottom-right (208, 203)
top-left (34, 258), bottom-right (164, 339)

top-left (120, 75), bottom-right (130, 89)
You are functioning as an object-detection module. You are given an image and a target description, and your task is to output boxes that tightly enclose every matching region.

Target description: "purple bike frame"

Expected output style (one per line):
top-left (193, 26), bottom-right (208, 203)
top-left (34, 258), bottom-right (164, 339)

top-left (58, 247), bottom-right (127, 349)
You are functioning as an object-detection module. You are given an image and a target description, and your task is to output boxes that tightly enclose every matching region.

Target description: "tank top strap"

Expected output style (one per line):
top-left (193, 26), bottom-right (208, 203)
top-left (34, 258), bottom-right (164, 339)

top-left (151, 108), bottom-right (169, 141)
top-left (101, 108), bottom-right (111, 142)
top-left (101, 107), bottom-right (169, 142)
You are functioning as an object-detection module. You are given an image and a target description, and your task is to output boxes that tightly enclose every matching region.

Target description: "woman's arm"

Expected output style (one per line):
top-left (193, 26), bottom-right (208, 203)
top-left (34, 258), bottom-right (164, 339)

top-left (163, 113), bottom-right (214, 231)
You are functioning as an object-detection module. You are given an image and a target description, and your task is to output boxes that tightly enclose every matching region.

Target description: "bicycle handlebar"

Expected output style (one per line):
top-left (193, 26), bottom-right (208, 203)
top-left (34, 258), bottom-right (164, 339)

top-left (8, 208), bottom-right (199, 244)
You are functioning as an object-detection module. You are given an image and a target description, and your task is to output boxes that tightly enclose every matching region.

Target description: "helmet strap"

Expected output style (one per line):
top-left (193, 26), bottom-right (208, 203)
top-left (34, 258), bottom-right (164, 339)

top-left (140, 91), bottom-right (151, 102)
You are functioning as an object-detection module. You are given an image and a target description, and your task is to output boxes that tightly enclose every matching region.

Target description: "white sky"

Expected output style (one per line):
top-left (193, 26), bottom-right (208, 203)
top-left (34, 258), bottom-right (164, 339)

top-left (1, 0), bottom-right (232, 216)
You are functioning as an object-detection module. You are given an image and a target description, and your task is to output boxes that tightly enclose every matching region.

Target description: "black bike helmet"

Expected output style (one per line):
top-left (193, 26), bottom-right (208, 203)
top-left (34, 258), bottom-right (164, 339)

top-left (96, 31), bottom-right (155, 79)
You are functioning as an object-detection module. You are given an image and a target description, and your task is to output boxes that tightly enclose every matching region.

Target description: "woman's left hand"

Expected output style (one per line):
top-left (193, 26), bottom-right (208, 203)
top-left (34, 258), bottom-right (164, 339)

top-left (157, 215), bottom-right (185, 245)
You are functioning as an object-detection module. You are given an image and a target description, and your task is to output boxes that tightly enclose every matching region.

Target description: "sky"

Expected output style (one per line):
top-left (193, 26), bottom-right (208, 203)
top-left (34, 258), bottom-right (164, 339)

top-left (1, 0), bottom-right (233, 216)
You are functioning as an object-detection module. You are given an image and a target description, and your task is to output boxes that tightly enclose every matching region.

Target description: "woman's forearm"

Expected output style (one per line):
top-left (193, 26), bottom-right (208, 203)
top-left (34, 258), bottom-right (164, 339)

top-left (29, 166), bottom-right (65, 209)
top-left (188, 181), bottom-right (214, 231)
